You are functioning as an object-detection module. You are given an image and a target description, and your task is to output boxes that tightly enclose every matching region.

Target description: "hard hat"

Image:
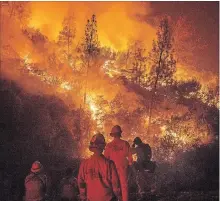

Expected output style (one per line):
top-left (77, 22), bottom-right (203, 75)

top-left (31, 161), bottom-right (43, 173)
top-left (89, 133), bottom-right (106, 150)
top-left (133, 137), bottom-right (142, 145)
top-left (110, 125), bottom-right (122, 137)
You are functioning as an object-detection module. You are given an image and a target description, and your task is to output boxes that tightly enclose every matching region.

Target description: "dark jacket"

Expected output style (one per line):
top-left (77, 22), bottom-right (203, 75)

top-left (24, 172), bottom-right (51, 201)
top-left (60, 175), bottom-right (78, 200)
top-left (133, 143), bottom-right (152, 163)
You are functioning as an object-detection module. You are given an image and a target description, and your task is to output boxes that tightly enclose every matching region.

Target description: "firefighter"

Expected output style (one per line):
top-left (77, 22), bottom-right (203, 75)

top-left (24, 161), bottom-right (51, 201)
top-left (78, 133), bottom-right (122, 201)
top-left (132, 137), bottom-right (155, 173)
top-left (59, 167), bottom-right (78, 201)
top-left (131, 137), bottom-right (156, 199)
top-left (104, 125), bottom-right (133, 201)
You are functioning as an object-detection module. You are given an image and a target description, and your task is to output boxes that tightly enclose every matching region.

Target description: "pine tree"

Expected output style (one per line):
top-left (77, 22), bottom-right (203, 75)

top-left (122, 41), bottom-right (147, 85)
top-left (82, 14), bottom-right (100, 63)
top-left (147, 18), bottom-right (176, 134)
top-left (58, 15), bottom-right (76, 65)
top-left (81, 14), bottom-right (100, 105)
top-left (131, 41), bottom-right (147, 84)
top-left (8, 2), bottom-right (31, 27)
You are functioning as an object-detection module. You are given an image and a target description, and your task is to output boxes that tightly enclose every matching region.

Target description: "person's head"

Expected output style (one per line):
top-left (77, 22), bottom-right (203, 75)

top-left (110, 125), bottom-right (122, 138)
top-left (31, 161), bottom-right (43, 173)
top-left (133, 137), bottom-right (142, 145)
top-left (89, 133), bottom-right (106, 154)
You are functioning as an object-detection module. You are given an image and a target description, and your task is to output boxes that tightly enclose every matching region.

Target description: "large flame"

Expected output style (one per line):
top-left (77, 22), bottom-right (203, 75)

top-left (1, 2), bottom-right (218, 160)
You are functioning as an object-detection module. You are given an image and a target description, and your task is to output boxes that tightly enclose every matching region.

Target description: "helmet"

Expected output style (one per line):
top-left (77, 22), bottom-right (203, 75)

top-left (89, 133), bottom-right (106, 151)
top-left (110, 125), bottom-right (122, 137)
top-left (133, 137), bottom-right (142, 145)
top-left (31, 161), bottom-right (43, 173)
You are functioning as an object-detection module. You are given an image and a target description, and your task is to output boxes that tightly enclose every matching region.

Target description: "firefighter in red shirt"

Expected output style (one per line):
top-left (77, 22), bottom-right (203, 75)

top-left (78, 133), bottom-right (122, 201)
top-left (104, 125), bottom-right (133, 201)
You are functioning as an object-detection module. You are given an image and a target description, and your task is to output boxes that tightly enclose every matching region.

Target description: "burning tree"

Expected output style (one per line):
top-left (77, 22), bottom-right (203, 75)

top-left (7, 1), bottom-right (31, 27)
top-left (81, 14), bottom-right (100, 105)
top-left (58, 15), bottom-right (76, 66)
top-left (1, 1), bottom-right (218, 167)
top-left (147, 17), bottom-right (176, 134)
top-left (121, 41), bottom-right (147, 85)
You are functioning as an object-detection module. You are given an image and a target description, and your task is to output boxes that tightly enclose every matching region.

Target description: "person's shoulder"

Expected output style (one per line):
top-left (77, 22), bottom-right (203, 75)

top-left (80, 158), bottom-right (92, 167)
top-left (80, 158), bottom-right (88, 164)
top-left (25, 172), bottom-right (34, 181)
top-left (144, 143), bottom-right (151, 148)
top-left (106, 140), bottom-right (114, 145)
top-left (25, 172), bottom-right (33, 177)
top-left (38, 172), bottom-right (49, 181)
top-left (121, 139), bottom-right (130, 146)
top-left (105, 141), bottom-right (114, 148)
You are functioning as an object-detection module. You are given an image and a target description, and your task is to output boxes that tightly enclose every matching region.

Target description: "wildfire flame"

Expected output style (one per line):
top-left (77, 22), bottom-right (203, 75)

top-left (60, 81), bottom-right (72, 91)
top-left (86, 94), bottom-right (104, 130)
top-left (1, 2), bottom-right (218, 161)
top-left (102, 60), bottom-right (121, 78)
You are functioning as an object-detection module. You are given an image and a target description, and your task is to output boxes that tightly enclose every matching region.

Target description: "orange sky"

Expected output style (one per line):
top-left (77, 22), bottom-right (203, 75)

top-left (29, 2), bottom-right (156, 51)
top-left (27, 2), bottom-right (219, 87)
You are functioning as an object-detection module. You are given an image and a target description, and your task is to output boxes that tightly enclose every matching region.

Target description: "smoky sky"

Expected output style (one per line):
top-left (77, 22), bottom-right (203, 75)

top-left (1, 1), bottom-right (218, 87)
top-left (27, 1), bottom-right (219, 77)
top-left (150, 1), bottom-right (219, 75)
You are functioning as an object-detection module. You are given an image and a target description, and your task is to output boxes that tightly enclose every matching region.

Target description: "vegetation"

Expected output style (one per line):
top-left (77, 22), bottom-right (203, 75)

top-left (0, 2), bottom-right (218, 200)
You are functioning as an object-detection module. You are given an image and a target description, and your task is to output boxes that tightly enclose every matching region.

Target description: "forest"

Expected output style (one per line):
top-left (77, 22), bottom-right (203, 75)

top-left (0, 2), bottom-right (219, 201)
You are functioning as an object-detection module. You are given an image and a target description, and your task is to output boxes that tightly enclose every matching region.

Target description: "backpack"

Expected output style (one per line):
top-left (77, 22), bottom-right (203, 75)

top-left (137, 143), bottom-right (152, 162)
top-left (143, 143), bottom-right (152, 161)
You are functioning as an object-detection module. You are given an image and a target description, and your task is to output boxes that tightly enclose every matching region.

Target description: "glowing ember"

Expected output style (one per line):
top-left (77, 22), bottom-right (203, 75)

top-left (160, 125), bottom-right (167, 132)
top-left (102, 60), bottom-right (121, 78)
top-left (60, 81), bottom-right (72, 91)
top-left (23, 54), bottom-right (32, 64)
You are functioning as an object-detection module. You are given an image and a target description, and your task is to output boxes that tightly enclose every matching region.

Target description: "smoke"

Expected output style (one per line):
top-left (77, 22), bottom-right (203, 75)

top-left (1, 2), bottom-right (155, 104)
top-left (175, 64), bottom-right (218, 88)
top-left (1, 2), bottom-right (218, 159)
top-left (2, 2), bottom-right (217, 88)
top-left (29, 2), bottom-right (156, 51)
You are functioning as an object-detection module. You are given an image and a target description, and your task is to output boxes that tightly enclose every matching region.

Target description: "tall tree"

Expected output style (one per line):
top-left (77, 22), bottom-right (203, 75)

top-left (7, 2), bottom-right (31, 27)
top-left (58, 15), bottom-right (76, 65)
top-left (121, 41), bottom-right (147, 85)
top-left (81, 14), bottom-right (100, 105)
top-left (147, 18), bottom-right (176, 134)
top-left (130, 41), bottom-right (147, 84)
